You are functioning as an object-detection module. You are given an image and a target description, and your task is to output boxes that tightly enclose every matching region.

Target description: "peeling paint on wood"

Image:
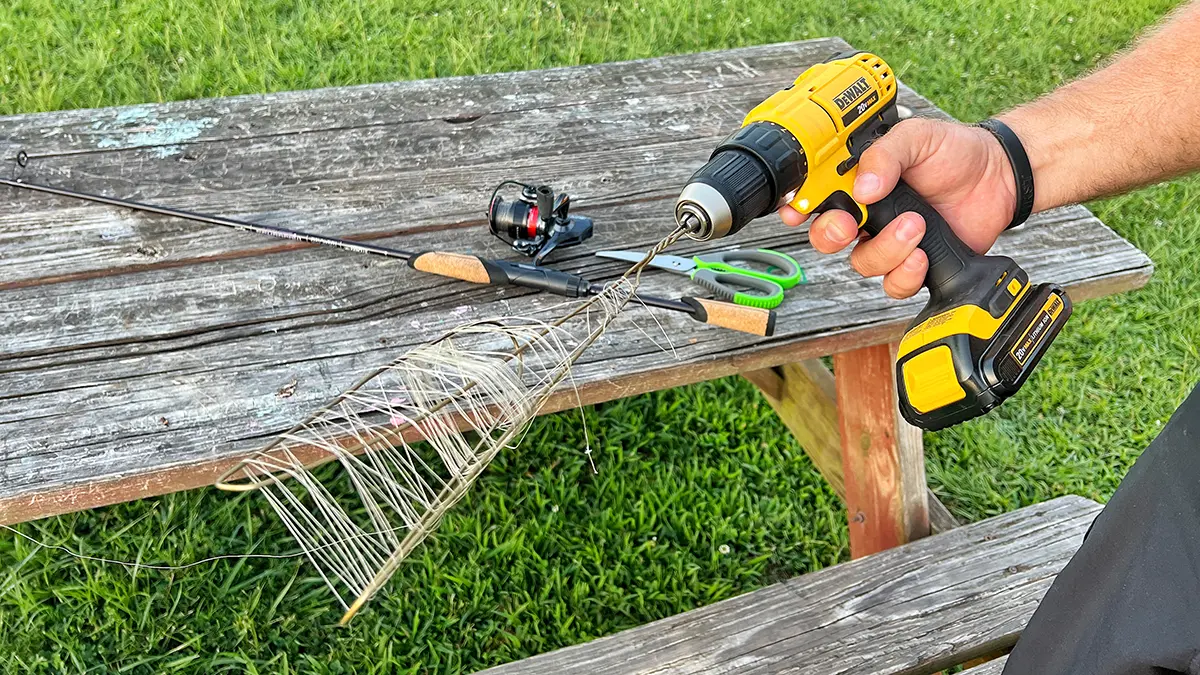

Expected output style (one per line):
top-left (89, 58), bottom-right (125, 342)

top-left (88, 105), bottom-right (217, 157)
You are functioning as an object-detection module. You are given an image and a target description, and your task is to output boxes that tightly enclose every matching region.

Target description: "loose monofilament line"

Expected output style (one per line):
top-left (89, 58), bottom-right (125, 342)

top-left (0, 228), bottom-right (688, 610)
top-left (1, 523), bottom-right (324, 571)
top-left (212, 226), bottom-right (690, 624)
top-left (0, 152), bottom-right (710, 623)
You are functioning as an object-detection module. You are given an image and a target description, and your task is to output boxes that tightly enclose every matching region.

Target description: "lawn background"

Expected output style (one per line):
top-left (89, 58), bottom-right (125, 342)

top-left (1, 0), bottom-right (1197, 672)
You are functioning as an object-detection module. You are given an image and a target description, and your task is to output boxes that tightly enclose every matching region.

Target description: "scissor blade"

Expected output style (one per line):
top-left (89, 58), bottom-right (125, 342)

top-left (595, 250), bottom-right (695, 273)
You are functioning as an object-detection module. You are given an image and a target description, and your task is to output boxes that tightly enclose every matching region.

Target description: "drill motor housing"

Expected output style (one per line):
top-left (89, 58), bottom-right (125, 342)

top-left (676, 52), bottom-right (1072, 430)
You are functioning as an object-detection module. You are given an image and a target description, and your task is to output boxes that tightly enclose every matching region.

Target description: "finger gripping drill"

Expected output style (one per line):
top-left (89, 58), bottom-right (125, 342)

top-left (676, 52), bottom-right (1072, 430)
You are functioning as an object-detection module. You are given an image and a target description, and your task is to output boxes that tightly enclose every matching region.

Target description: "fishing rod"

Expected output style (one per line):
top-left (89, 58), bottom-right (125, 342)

top-left (0, 175), bottom-right (775, 336)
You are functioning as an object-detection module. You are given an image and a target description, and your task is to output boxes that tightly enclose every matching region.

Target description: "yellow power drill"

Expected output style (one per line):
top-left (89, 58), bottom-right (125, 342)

top-left (676, 52), bottom-right (1072, 430)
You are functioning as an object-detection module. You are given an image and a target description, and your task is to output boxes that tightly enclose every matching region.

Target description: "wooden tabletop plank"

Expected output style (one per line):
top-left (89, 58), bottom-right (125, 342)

top-left (0, 38), bottom-right (875, 288)
top-left (0, 200), bottom-right (1132, 357)
top-left (477, 496), bottom-right (1098, 675)
top-left (0, 40), bottom-right (1152, 523)
top-left (0, 40), bottom-right (842, 158)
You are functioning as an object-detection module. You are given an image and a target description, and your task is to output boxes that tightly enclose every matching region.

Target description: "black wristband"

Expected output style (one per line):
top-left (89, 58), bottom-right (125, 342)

top-left (977, 118), bottom-right (1035, 229)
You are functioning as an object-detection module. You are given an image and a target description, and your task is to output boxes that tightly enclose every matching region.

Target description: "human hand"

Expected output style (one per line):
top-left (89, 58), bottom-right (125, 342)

top-left (779, 118), bottom-right (1017, 298)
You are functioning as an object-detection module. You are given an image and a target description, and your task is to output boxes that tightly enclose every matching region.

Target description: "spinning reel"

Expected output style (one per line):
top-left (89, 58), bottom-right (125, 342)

top-left (487, 181), bottom-right (593, 264)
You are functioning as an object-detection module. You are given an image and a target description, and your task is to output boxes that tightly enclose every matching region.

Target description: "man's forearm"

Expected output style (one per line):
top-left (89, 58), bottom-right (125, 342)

top-left (999, 1), bottom-right (1200, 211)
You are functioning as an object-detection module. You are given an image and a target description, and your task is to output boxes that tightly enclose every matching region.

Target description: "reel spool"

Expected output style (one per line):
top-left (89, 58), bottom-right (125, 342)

top-left (487, 180), bottom-right (593, 264)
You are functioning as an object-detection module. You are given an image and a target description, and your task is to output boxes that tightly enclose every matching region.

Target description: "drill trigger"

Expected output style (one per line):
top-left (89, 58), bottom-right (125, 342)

top-left (811, 190), bottom-right (865, 224)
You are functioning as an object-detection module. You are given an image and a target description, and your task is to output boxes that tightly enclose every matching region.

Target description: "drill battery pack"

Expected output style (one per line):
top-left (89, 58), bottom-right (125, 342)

top-left (896, 283), bottom-right (1072, 430)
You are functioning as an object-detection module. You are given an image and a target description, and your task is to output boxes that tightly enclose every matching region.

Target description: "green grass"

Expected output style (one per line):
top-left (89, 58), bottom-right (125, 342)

top-left (1, 0), bottom-right (1197, 672)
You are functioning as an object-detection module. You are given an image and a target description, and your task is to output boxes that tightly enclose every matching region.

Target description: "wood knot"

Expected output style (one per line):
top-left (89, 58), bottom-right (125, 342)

top-left (858, 431), bottom-right (872, 453)
top-left (276, 379), bottom-right (299, 398)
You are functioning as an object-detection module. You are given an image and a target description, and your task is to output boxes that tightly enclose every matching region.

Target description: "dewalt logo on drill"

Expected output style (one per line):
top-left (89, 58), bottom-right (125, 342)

top-left (832, 76), bottom-right (878, 127)
top-left (833, 77), bottom-right (871, 111)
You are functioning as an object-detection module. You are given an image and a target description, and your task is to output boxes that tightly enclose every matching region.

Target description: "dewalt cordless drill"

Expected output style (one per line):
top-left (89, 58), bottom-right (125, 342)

top-left (676, 52), bottom-right (1071, 430)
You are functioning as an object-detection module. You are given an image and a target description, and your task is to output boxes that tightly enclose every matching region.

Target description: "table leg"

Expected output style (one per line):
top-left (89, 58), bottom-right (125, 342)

top-left (743, 360), bottom-right (846, 495)
top-left (833, 342), bottom-right (930, 558)
top-left (743, 356), bottom-right (956, 545)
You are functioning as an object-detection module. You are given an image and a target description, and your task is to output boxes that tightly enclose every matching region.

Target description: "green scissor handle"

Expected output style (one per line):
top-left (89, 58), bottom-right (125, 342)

top-left (693, 249), bottom-right (806, 289)
top-left (690, 270), bottom-right (786, 309)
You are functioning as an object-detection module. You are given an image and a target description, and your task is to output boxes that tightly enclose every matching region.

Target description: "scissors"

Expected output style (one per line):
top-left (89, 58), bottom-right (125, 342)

top-left (595, 248), bottom-right (805, 309)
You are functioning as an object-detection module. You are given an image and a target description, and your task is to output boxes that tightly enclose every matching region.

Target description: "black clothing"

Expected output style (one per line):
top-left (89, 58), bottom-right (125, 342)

top-left (1004, 385), bottom-right (1200, 674)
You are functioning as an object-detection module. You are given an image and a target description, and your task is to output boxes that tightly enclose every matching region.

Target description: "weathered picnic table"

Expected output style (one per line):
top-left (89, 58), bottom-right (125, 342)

top-left (0, 36), bottom-right (1148, 639)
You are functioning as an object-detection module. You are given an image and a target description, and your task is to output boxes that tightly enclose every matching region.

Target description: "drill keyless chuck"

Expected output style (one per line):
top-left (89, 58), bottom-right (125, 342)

top-left (675, 182), bottom-right (733, 240)
top-left (676, 122), bottom-right (808, 241)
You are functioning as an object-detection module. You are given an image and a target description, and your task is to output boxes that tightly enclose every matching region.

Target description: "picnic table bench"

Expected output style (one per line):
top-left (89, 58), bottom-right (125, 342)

top-left (1, 36), bottom-right (1148, 669)
top-left (479, 496), bottom-right (1098, 674)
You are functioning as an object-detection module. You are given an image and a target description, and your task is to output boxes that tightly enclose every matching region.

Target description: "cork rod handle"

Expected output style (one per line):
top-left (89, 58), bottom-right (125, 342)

top-left (409, 251), bottom-right (495, 284)
top-left (681, 297), bottom-right (776, 337)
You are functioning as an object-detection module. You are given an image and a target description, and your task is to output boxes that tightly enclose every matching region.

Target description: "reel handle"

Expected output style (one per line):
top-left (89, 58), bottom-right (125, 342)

top-left (535, 185), bottom-right (554, 225)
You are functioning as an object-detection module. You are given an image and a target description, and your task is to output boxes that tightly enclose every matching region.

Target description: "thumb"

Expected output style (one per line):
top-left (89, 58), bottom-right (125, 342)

top-left (852, 118), bottom-right (939, 204)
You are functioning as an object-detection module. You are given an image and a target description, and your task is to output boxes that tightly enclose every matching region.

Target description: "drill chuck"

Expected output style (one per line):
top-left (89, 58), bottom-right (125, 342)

top-left (677, 123), bottom-right (807, 241)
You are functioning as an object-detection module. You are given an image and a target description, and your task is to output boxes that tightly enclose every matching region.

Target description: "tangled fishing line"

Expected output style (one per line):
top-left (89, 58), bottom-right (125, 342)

top-left (210, 227), bottom-right (691, 624)
top-left (2, 149), bottom-right (742, 624)
top-left (2, 227), bottom-right (688, 625)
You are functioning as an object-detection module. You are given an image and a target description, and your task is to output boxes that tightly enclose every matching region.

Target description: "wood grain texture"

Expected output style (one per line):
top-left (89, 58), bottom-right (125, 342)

top-left (835, 343), bottom-right (929, 556)
top-left (743, 362), bottom-right (959, 534)
top-left (926, 491), bottom-right (961, 534)
top-left (747, 361), bottom-right (844, 493)
top-left (0, 39), bottom-right (868, 289)
top-left (0, 39), bottom-right (1152, 523)
top-left (476, 496), bottom-right (1099, 675)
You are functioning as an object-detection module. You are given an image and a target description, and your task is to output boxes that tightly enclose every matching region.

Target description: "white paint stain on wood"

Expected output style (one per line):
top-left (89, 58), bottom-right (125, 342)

top-left (89, 105), bottom-right (216, 157)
